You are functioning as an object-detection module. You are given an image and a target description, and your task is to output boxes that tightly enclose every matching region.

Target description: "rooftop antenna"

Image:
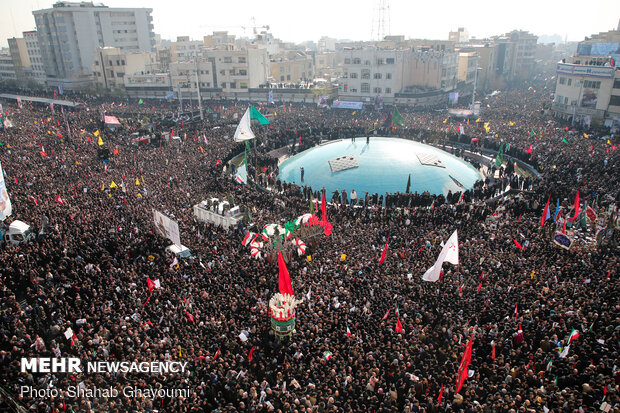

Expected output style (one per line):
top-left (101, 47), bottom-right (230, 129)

top-left (10, 8), bottom-right (18, 37)
top-left (371, 0), bottom-right (391, 41)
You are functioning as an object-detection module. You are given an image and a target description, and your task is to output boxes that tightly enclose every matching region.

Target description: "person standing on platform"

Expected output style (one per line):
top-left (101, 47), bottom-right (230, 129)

top-left (300, 167), bottom-right (304, 183)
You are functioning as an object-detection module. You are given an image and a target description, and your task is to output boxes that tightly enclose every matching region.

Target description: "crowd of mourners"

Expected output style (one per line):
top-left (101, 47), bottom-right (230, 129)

top-left (0, 75), bottom-right (618, 413)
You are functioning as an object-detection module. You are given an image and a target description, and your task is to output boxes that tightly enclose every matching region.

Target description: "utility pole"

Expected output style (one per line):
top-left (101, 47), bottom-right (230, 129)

top-left (194, 57), bottom-right (204, 121)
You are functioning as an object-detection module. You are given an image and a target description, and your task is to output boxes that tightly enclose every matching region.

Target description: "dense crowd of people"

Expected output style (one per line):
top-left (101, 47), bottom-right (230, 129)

top-left (0, 78), bottom-right (618, 413)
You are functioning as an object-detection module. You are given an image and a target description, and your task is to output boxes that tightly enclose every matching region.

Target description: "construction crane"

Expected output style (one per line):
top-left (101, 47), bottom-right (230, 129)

top-left (199, 18), bottom-right (269, 36)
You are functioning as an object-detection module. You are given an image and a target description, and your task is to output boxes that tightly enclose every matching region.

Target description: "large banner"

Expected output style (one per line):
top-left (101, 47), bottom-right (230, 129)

top-left (153, 209), bottom-right (181, 247)
top-left (332, 100), bottom-right (363, 110)
top-left (0, 162), bottom-right (12, 221)
top-left (553, 232), bottom-right (573, 250)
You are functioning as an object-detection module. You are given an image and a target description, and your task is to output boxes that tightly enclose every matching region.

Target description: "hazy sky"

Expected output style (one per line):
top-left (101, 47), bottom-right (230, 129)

top-left (0, 0), bottom-right (618, 48)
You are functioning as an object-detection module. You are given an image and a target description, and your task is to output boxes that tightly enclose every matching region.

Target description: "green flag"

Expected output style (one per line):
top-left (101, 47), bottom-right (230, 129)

top-left (562, 138), bottom-right (569, 144)
top-left (138, 99), bottom-right (144, 105)
top-left (495, 143), bottom-right (504, 166)
top-left (392, 106), bottom-right (404, 127)
top-left (310, 191), bottom-right (315, 215)
top-left (249, 105), bottom-right (270, 125)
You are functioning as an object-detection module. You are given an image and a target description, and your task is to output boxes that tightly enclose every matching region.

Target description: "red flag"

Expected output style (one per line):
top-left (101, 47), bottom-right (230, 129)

top-left (456, 336), bottom-right (473, 393)
top-left (113, 147), bottom-right (119, 155)
top-left (70, 332), bottom-right (78, 348)
top-left (215, 159), bottom-right (222, 166)
top-left (29, 196), bottom-right (38, 205)
top-left (185, 311), bottom-right (195, 322)
top-left (569, 190), bottom-right (580, 222)
top-left (526, 145), bottom-right (532, 153)
top-left (40, 151), bottom-right (47, 157)
top-left (147, 277), bottom-right (157, 292)
top-left (513, 239), bottom-right (523, 249)
top-left (562, 212), bottom-right (567, 234)
top-left (298, 136), bottom-right (302, 145)
top-left (277, 249), bottom-right (294, 295)
top-left (381, 308), bottom-right (391, 321)
top-left (437, 384), bottom-right (444, 405)
top-left (514, 303), bottom-right (519, 320)
top-left (13, 177), bottom-right (17, 185)
top-left (379, 240), bottom-right (389, 264)
top-left (320, 189), bottom-right (327, 223)
top-left (248, 346), bottom-right (255, 361)
top-left (540, 195), bottom-right (551, 226)
top-left (395, 317), bottom-right (403, 333)
top-left (55, 194), bottom-right (65, 205)
top-left (477, 280), bottom-right (483, 292)
top-left (213, 347), bottom-right (220, 360)
top-left (491, 341), bottom-right (496, 360)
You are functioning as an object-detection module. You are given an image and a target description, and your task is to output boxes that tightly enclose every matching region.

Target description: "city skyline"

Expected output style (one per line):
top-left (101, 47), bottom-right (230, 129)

top-left (0, 0), bottom-right (618, 48)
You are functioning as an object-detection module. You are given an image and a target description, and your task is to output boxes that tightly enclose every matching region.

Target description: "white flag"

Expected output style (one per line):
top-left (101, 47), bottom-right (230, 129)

top-left (443, 230), bottom-right (459, 265)
top-left (0, 162), bottom-right (13, 221)
top-left (235, 163), bottom-right (247, 184)
top-left (64, 327), bottom-right (74, 340)
top-left (422, 230), bottom-right (458, 282)
top-left (233, 108), bottom-right (255, 142)
top-left (306, 286), bottom-right (311, 301)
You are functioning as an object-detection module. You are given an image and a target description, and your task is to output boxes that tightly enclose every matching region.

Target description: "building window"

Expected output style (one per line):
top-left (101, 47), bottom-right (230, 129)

top-left (350, 73), bottom-right (358, 79)
top-left (230, 82), bottom-right (236, 89)
top-left (350, 88), bottom-right (357, 93)
top-left (221, 82), bottom-right (226, 88)
top-left (361, 83), bottom-right (370, 93)
top-left (386, 73), bottom-right (392, 79)
top-left (343, 84), bottom-right (348, 92)
top-left (373, 73), bottom-right (382, 79)
top-left (361, 69), bottom-right (370, 79)
top-left (385, 87), bottom-right (391, 93)
top-left (344, 58), bottom-right (351, 64)
top-left (559, 77), bottom-right (566, 85)
top-left (583, 80), bottom-right (601, 89)
top-left (286, 75), bottom-right (290, 80)
top-left (613, 79), bottom-right (620, 89)
top-left (377, 58), bottom-right (384, 65)
top-left (238, 57), bottom-right (246, 63)
top-left (280, 75), bottom-right (284, 81)
top-left (223, 57), bottom-right (232, 63)
top-left (353, 58), bottom-right (361, 64)
top-left (567, 78), bottom-right (572, 86)
top-left (364, 60), bottom-right (370, 65)
top-left (609, 95), bottom-right (620, 106)
top-left (373, 87), bottom-right (381, 93)
top-left (240, 82), bottom-right (248, 88)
